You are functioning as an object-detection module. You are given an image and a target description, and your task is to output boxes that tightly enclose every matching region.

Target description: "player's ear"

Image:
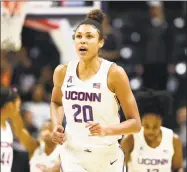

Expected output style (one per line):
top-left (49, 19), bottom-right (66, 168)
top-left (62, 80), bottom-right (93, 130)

top-left (72, 34), bottom-right (75, 40)
top-left (99, 39), bottom-right (104, 49)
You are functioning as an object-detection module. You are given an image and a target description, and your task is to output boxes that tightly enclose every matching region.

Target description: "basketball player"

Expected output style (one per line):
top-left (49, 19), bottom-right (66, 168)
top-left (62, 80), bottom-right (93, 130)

top-left (11, 116), bottom-right (61, 172)
top-left (50, 9), bottom-right (141, 172)
top-left (120, 90), bottom-right (184, 172)
top-left (0, 87), bottom-right (19, 172)
top-left (0, 87), bottom-right (60, 172)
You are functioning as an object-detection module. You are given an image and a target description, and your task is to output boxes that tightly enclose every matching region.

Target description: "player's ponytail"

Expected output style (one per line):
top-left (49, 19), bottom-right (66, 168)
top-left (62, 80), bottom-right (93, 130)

top-left (86, 9), bottom-right (105, 25)
top-left (73, 9), bottom-right (106, 40)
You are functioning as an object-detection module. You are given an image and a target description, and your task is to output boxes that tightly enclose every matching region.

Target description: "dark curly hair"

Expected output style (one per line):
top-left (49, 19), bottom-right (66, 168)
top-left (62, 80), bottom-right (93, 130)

top-left (86, 9), bottom-right (106, 24)
top-left (73, 9), bottom-right (106, 40)
top-left (135, 89), bottom-right (173, 118)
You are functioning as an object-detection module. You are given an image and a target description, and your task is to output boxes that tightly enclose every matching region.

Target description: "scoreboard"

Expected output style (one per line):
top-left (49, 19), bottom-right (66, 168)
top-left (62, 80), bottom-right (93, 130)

top-left (27, 1), bottom-right (101, 18)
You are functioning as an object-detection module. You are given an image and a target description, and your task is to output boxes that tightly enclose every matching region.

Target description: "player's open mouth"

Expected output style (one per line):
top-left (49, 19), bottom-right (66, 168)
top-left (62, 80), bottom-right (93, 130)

top-left (79, 47), bottom-right (88, 54)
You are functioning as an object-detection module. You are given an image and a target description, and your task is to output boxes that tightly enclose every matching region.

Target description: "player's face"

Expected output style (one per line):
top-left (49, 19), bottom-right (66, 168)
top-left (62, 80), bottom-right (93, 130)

top-left (74, 24), bottom-right (104, 61)
top-left (142, 113), bottom-right (162, 142)
top-left (40, 122), bottom-right (53, 144)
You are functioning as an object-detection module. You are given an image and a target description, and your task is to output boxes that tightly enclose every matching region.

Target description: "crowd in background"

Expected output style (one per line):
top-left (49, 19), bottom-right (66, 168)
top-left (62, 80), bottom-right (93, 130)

top-left (0, 1), bottom-right (186, 172)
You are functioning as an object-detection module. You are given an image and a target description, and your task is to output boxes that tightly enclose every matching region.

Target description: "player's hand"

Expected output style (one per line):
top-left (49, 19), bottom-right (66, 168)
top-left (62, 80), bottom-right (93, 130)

top-left (51, 125), bottom-right (65, 145)
top-left (86, 121), bottom-right (108, 136)
top-left (2, 97), bottom-right (21, 120)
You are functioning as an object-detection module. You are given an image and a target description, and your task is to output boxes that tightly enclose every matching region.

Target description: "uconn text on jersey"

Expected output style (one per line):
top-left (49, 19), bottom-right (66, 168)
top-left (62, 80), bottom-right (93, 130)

top-left (65, 91), bottom-right (101, 102)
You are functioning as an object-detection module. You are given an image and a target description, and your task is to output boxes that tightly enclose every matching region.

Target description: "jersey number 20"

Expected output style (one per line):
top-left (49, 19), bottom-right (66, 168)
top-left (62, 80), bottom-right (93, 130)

top-left (72, 104), bottom-right (93, 123)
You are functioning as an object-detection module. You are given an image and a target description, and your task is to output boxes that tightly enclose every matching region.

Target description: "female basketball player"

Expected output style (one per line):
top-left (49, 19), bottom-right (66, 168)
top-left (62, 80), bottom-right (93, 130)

top-left (51, 9), bottom-right (141, 172)
top-left (0, 87), bottom-right (19, 172)
top-left (120, 90), bottom-right (184, 172)
top-left (10, 110), bottom-right (61, 172)
top-left (0, 87), bottom-right (60, 172)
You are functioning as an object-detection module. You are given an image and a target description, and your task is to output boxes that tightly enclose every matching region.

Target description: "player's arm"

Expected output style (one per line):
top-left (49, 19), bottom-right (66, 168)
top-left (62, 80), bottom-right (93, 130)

top-left (9, 106), bottom-right (39, 157)
top-left (50, 64), bottom-right (67, 127)
top-left (172, 133), bottom-right (184, 172)
top-left (120, 134), bottom-right (134, 165)
top-left (106, 64), bottom-right (141, 135)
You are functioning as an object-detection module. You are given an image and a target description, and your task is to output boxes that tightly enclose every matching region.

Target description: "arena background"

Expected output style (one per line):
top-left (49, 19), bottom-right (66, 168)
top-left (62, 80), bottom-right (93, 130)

top-left (1, 1), bottom-right (186, 171)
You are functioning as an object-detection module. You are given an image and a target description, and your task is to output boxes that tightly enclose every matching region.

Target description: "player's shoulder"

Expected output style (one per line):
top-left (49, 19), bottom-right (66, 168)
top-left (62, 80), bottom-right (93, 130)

top-left (109, 63), bottom-right (126, 75)
top-left (161, 127), bottom-right (181, 145)
top-left (161, 126), bottom-right (174, 135)
top-left (53, 64), bottom-right (68, 85)
top-left (54, 64), bottom-right (68, 78)
top-left (54, 64), bottom-right (68, 74)
top-left (108, 63), bottom-right (128, 81)
top-left (172, 132), bottom-right (182, 145)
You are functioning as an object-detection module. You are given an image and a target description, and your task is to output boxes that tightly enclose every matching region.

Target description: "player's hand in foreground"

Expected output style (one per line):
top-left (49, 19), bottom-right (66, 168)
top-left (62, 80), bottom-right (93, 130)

top-left (86, 121), bottom-right (108, 136)
top-left (51, 125), bottom-right (65, 145)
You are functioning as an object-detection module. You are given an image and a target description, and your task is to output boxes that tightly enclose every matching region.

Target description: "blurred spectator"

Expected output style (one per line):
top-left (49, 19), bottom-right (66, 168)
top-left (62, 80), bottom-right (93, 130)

top-left (23, 84), bottom-right (50, 130)
top-left (38, 65), bottom-right (53, 102)
top-left (12, 109), bottom-right (38, 172)
top-left (142, 1), bottom-right (172, 90)
top-left (11, 47), bottom-right (37, 100)
top-left (0, 51), bottom-right (12, 87)
top-left (175, 102), bottom-right (186, 171)
top-left (99, 16), bottom-right (122, 62)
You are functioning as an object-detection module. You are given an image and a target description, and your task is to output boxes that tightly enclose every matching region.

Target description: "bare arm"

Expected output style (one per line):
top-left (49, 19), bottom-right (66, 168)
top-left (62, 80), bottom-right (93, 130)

top-left (50, 64), bottom-right (67, 127)
top-left (120, 134), bottom-right (134, 165)
top-left (106, 64), bottom-right (141, 136)
top-left (172, 133), bottom-right (184, 172)
top-left (10, 112), bottom-right (39, 157)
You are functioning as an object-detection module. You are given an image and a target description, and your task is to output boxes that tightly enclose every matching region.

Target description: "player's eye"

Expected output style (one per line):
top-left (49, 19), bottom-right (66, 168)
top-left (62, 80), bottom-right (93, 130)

top-left (144, 124), bottom-right (150, 129)
top-left (153, 126), bottom-right (158, 130)
top-left (87, 35), bottom-right (93, 39)
top-left (76, 35), bottom-right (82, 39)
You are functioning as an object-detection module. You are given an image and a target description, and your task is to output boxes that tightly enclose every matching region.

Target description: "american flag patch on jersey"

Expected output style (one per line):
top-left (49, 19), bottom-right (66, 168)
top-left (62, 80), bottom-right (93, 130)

top-left (93, 83), bottom-right (100, 89)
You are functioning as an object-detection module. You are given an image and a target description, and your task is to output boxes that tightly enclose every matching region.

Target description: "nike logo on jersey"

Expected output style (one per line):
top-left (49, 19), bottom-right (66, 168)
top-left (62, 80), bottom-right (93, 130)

top-left (67, 85), bottom-right (75, 88)
top-left (84, 149), bottom-right (92, 153)
top-left (110, 159), bottom-right (118, 165)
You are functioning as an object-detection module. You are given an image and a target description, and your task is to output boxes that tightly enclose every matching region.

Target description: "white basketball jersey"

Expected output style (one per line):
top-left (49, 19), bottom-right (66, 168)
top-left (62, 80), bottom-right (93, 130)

top-left (1, 122), bottom-right (13, 172)
top-left (62, 59), bottom-right (120, 148)
top-left (30, 142), bottom-right (60, 172)
top-left (128, 127), bottom-right (174, 172)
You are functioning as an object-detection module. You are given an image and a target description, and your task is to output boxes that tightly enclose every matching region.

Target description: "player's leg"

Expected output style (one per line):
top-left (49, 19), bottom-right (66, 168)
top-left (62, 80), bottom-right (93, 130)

top-left (61, 163), bottom-right (87, 172)
top-left (60, 145), bottom-right (87, 172)
top-left (102, 146), bottom-right (126, 172)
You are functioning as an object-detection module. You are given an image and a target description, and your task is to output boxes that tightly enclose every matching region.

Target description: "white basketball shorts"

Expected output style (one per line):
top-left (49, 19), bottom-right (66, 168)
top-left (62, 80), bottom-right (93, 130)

top-left (59, 142), bottom-right (126, 172)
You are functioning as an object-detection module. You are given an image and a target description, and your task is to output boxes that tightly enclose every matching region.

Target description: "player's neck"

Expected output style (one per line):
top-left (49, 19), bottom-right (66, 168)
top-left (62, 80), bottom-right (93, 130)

top-left (78, 56), bottom-right (102, 75)
top-left (44, 143), bottom-right (56, 155)
top-left (145, 130), bottom-right (162, 148)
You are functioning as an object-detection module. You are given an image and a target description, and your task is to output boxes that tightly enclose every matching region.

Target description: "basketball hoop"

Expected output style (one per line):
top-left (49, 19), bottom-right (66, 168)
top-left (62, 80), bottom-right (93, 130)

top-left (1, 1), bottom-right (28, 52)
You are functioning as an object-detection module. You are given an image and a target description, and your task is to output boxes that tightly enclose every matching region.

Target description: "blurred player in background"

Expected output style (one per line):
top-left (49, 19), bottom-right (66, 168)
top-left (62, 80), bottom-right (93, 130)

top-left (0, 87), bottom-right (60, 172)
top-left (120, 90), bottom-right (184, 172)
top-left (0, 87), bottom-right (19, 172)
top-left (51, 9), bottom-right (141, 172)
